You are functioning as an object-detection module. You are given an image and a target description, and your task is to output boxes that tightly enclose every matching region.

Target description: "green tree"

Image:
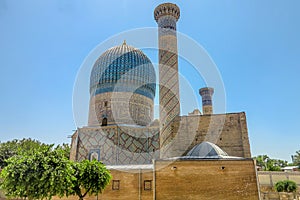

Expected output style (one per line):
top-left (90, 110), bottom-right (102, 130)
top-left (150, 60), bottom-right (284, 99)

top-left (275, 180), bottom-right (297, 193)
top-left (267, 159), bottom-right (287, 171)
top-left (254, 155), bottom-right (269, 170)
top-left (292, 150), bottom-right (300, 168)
top-left (71, 160), bottom-right (112, 200)
top-left (0, 138), bottom-right (48, 168)
top-left (0, 145), bottom-right (74, 200)
top-left (55, 143), bottom-right (71, 159)
top-left (0, 139), bottom-right (111, 200)
top-left (254, 155), bottom-right (287, 171)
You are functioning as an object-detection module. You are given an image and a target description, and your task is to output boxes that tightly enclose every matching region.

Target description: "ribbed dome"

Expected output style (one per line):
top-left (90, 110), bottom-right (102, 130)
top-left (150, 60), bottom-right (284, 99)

top-left (186, 141), bottom-right (229, 158)
top-left (90, 42), bottom-right (156, 100)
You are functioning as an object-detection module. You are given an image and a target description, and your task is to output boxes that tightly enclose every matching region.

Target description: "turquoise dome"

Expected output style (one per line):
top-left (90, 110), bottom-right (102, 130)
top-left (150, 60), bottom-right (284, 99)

top-left (90, 42), bottom-right (156, 100)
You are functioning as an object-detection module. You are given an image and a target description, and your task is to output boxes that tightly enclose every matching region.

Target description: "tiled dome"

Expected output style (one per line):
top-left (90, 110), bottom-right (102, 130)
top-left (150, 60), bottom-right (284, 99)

top-left (90, 41), bottom-right (156, 100)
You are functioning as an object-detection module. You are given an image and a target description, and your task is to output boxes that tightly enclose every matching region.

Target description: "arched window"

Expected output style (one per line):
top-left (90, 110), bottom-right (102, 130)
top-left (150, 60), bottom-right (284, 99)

top-left (102, 117), bottom-right (108, 126)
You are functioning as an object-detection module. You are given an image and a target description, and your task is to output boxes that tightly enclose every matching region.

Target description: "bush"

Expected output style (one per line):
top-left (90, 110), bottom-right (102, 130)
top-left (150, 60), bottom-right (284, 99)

top-left (275, 181), bottom-right (285, 192)
top-left (275, 180), bottom-right (297, 193)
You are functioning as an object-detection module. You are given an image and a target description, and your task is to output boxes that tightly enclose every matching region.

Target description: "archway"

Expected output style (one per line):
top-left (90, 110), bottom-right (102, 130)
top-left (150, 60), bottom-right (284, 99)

top-left (101, 117), bottom-right (107, 126)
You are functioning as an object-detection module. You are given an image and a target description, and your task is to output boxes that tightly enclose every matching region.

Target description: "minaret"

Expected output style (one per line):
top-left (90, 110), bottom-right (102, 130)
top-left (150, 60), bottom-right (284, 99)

top-left (199, 87), bottom-right (214, 115)
top-left (154, 3), bottom-right (180, 158)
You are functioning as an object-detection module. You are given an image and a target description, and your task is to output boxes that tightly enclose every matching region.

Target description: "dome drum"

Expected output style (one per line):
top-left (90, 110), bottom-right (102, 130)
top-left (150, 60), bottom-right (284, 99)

top-left (88, 92), bottom-right (154, 126)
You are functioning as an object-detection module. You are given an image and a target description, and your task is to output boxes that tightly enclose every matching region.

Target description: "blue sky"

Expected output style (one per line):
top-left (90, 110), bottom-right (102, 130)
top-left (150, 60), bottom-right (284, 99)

top-left (0, 0), bottom-right (299, 162)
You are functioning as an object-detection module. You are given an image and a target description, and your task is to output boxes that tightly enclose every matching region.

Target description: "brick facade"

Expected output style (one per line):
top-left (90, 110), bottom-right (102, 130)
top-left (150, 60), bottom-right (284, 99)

top-left (52, 159), bottom-right (259, 200)
top-left (70, 112), bottom-right (252, 165)
top-left (162, 112), bottom-right (251, 158)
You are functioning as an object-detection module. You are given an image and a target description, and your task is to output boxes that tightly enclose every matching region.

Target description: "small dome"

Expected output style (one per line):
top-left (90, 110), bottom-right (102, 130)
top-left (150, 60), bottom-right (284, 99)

top-left (186, 141), bottom-right (228, 158)
top-left (90, 41), bottom-right (156, 100)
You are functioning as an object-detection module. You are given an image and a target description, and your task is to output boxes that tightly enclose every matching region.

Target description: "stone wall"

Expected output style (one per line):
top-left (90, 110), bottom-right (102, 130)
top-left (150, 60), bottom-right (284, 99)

top-left (98, 167), bottom-right (153, 200)
top-left (163, 112), bottom-right (251, 158)
top-left (260, 192), bottom-right (300, 200)
top-left (258, 171), bottom-right (300, 187)
top-left (258, 171), bottom-right (300, 199)
top-left (154, 159), bottom-right (259, 200)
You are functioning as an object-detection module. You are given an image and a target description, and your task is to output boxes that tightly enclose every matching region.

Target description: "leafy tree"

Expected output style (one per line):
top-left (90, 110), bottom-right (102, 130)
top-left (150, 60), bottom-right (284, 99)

top-left (0, 145), bottom-right (74, 200)
top-left (0, 139), bottom-right (111, 200)
top-left (71, 160), bottom-right (112, 200)
top-left (267, 159), bottom-right (287, 171)
top-left (254, 155), bottom-right (269, 170)
top-left (254, 155), bottom-right (287, 171)
top-left (55, 143), bottom-right (71, 159)
top-left (0, 138), bottom-right (48, 168)
top-left (292, 150), bottom-right (300, 168)
top-left (275, 180), bottom-right (297, 193)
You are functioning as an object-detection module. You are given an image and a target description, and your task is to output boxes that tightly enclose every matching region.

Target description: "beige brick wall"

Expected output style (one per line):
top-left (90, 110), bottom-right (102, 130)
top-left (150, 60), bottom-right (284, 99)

top-left (98, 169), bottom-right (153, 200)
top-left (53, 168), bottom-right (154, 200)
top-left (163, 112), bottom-right (251, 158)
top-left (154, 159), bottom-right (260, 200)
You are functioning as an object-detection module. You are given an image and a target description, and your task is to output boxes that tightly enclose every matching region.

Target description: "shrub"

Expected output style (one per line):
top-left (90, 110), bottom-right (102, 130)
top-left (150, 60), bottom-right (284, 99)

top-left (275, 181), bottom-right (285, 192)
top-left (275, 180), bottom-right (297, 193)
